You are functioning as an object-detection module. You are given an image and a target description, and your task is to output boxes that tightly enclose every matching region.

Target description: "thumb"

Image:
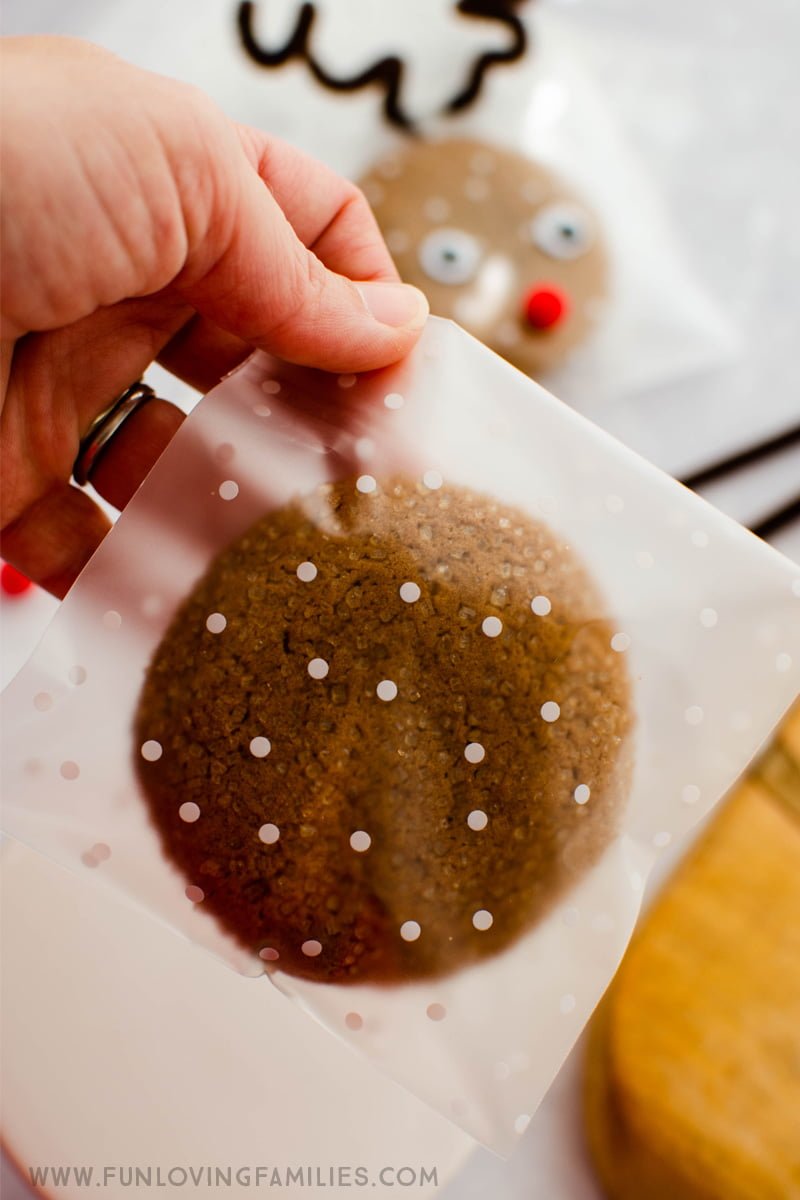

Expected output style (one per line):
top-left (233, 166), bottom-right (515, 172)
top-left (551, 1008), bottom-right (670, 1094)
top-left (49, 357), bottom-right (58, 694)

top-left (180, 143), bottom-right (429, 375)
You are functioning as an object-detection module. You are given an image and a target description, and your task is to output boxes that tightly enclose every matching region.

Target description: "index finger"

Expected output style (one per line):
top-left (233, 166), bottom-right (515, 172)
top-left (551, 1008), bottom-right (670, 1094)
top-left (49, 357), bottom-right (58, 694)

top-left (235, 126), bottom-right (400, 284)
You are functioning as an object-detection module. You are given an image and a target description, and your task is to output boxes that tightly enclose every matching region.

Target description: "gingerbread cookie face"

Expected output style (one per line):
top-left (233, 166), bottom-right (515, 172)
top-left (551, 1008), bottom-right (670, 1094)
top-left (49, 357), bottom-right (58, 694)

top-left (136, 478), bottom-right (631, 984)
top-left (360, 139), bottom-right (608, 378)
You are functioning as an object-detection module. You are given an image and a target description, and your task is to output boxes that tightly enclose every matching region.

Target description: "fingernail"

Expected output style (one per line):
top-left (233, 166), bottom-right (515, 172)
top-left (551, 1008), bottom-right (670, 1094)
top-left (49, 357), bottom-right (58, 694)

top-left (356, 281), bottom-right (429, 329)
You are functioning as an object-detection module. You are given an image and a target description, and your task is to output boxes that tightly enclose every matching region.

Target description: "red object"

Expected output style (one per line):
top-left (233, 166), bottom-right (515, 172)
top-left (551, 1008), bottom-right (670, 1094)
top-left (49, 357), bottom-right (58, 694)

top-left (1, 563), bottom-right (33, 596)
top-left (522, 284), bottom-right (569, 331)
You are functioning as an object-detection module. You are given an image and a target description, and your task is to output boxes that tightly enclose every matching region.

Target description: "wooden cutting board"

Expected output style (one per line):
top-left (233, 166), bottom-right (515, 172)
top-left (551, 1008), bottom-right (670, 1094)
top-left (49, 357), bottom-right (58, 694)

top-left (584, 703), bottom-right (800, 1200)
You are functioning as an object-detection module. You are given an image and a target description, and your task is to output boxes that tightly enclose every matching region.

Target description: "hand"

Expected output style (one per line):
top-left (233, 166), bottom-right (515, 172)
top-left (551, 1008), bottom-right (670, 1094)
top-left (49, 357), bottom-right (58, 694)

top-left (0, 36), bottom-right (428, 597)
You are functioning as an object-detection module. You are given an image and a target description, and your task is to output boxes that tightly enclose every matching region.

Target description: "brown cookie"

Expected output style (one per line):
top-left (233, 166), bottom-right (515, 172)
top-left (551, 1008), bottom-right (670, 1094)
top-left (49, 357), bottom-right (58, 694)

top-left (359, 138), bottom-right (608, 378)
top-left (136, 478), bottom-right (631, 984)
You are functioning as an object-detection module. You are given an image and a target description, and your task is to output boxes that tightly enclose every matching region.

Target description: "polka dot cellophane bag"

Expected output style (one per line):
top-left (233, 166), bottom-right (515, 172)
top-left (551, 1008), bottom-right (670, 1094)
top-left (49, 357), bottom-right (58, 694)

top-left (3, 317), bottom-right (798, 1154)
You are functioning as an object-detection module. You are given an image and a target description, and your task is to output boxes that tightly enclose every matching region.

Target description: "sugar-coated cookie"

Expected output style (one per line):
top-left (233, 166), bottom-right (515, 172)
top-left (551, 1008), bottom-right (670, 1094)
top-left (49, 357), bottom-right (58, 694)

top-left (136, 478), bottom-right (630, 983)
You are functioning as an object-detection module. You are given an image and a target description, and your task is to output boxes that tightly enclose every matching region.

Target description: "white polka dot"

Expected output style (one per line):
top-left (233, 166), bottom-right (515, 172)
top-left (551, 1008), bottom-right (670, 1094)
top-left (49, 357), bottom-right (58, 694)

top-left (141, 740), bottom-right (163, 762)
top-left (495, 321), bottom-right (521, 348)
top-left (467, 810), bottom-right (488, 831)
top-left (355, 436), bottom-right (375, 459)
top-left (219, 479), bottom-right (239, 501)
top-left (559, 993), bottom-right (576, 1014)
top-left (386, 229), bottom-right (410, 254)
top-left (60, 761), bottom-right (79, 780)
top-left (472, 909), bottom-right (493, 931)
top-left (470, 150), bottom-right (496, 174)
top-left (33, 692), bottom-right (53, 712)
top-left (68, 665), bottom-right (87, 686)
top-left (376, 679), bottom-right (398, 702)
top-left (464, 742), bottom-right (485, 764)
top-left (384, 392), bottom-right (404, 409)
top-left (179, 802), bottom-right (201, 823)
top-left (423, 469), bottom-right (443, 490)
top-left (345, 1012), bottom-right (363, 1031)
top-left (249, 736), bottom-right (271, 758)
top-left (206, 612), bottom-right (226, 634)
top-left (482, 615), bottom-right (503, 638)
top-left (356, 474), bottom-right (377, 494)
top-left (522, 172), bottom-right (552, 203)
top-left (464, 176), bottom-right (490, 201)
top-left (574, 784), bottom-right (591, 805)
top-left (700, 608), bottom-right (718, 628)
top-left (427, 1003), bottom-right (447, 1022)
top-left (141, 594), bottom-right (164, 618)
top-left (254, 403), bottom-right (272, 418)
top-left (262, 379), bottom-right (281, 394)
top-left (681, 784), bottom-right (701, 805)
top-left (653, 831), bottom-right (672, 848)
top-left (611, 632), bottom-right (631, 653)
top-left (103, 610), bottom-right (122, 630)
top-left (308, 657), bottom-right (329, 679)
top-left (685, 705), bottom-right (704, 726)
top-left (399, 581), bottom-right (421, 603)
top-left (531, 595), bottom-right (551, 616)
top-left (362, 179), bottom-right (385, 205)
top-left (776, 652), bottom-right (792, 673)
top-left (215, 442), bottom-right (235, 465)
top-left (296, 561), bottom-right (317, 582)
top-left (259, 946), bottom-right (280, 961)
top-left (424, 196), bottom-right (451, 221)
top-left (400, 921), bottom-right (421, 942)
top-left (350, 830), bottom-right (371, 852)
top-left (301, 939), bottom-right (322, 957)
top-left (540, 701), bottom-right (560, 723)
top-left (605, 494), bottom-right (624, 514)
top-left (691, 530), bottom-right (710, 548)
top-left (185, 885), bottom-right (205, 903)
top-left (258, 823), bottom-right (280, 844)
top-left (635, 551), bottom-right (655, 569)
top-left (338, 374), bottom-right (357, 389)
top-left (514, 1114), bottom-right (531, 1136)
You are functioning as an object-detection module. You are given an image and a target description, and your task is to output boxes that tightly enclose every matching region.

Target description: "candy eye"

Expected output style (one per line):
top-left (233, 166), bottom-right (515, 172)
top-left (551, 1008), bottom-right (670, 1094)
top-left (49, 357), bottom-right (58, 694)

top-left (418, 228), bottom-right (482, 286)
top-left (530, 203), bottom-right (594, 261)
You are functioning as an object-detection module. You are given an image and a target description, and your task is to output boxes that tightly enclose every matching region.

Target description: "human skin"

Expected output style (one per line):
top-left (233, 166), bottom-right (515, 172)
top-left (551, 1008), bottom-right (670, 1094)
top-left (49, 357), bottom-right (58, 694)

top-left (0, 36), bottom-right (428, 597)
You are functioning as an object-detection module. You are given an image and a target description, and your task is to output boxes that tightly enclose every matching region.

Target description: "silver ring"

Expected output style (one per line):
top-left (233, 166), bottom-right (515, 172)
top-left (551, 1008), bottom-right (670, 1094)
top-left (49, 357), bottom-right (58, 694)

top-left (72, 382), bottom-right (156, 487)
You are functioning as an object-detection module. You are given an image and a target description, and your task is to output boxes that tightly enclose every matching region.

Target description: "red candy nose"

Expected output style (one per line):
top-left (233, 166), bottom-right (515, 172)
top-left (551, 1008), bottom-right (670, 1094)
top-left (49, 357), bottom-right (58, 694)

top-left (1, 562), bottom-right (33, 596)
top-left (523, 285), bottom-right (569, 331)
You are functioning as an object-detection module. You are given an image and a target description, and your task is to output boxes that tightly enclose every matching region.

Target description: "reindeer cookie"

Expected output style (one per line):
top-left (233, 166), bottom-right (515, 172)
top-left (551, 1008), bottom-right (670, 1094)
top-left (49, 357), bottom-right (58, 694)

top-left (360, 138), bottom-right (608, 378)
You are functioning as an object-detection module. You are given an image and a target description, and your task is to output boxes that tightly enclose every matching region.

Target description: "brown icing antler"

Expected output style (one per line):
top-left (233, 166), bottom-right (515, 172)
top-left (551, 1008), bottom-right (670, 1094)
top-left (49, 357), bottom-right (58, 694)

top-left (447, 0), bottom-right (528, 113)
top-left (236, 0), bottom-right (530, 130)
top-left (237, 2), bottom-right (413, 130)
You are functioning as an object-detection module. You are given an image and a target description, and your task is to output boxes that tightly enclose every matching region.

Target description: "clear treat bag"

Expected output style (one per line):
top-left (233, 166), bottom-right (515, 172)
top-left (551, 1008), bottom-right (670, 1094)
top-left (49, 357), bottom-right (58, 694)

top-left (2, 318), bottom-right (798, 1154)
top-left (56, 0), bottom-right (736, 406)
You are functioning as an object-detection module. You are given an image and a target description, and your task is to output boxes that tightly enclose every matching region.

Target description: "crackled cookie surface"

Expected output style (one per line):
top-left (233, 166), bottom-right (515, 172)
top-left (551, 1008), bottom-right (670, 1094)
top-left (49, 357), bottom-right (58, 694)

top-left (136, 478), bottom-right (631, 983)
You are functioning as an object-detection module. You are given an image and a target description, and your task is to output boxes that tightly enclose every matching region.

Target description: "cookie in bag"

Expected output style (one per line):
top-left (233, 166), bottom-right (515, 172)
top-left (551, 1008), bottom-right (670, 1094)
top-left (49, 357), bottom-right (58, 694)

top-left (136, 477), bottom-right (631, 983)
top-left (359, 138), bottom-right (608, 379)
